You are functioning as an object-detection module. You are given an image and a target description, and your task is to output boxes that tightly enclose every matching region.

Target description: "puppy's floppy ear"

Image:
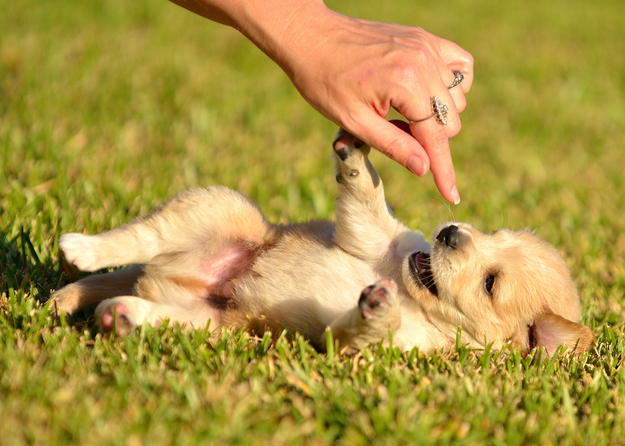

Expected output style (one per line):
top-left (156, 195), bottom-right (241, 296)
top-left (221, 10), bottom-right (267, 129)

top-left (528, 312), bottom-right (595, 356)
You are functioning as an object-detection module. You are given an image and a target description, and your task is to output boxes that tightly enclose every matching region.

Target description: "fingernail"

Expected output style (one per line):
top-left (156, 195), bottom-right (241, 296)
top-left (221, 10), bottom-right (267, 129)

top-left (406, 156), bottom-right (427, 177)
top-left (450, 185), bottom-right (461, 205)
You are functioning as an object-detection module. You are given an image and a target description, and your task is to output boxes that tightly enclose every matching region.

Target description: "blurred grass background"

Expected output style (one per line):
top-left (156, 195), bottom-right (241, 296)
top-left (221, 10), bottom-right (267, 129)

top-left (1, 0), bottom-right (624, 444)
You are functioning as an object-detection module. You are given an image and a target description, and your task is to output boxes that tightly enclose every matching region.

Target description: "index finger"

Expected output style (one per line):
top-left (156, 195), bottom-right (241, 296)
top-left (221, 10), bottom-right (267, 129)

top-left (409, 114), bottom-right (460, 204)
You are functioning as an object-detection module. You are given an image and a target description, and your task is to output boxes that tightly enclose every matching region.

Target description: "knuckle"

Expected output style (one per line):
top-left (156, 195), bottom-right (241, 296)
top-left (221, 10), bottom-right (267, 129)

top-left (391, 47), bottom-right (435, 84)
top-left (462, 51), bottom-right (475, 69)
top-left (428, 128), bottom-right (449, 153)
top-left (446, 119), bottom-right (462, 137)
top-left (454, 95), bottom-right (467, 113)
top-left (378, 135), bottom-right (410, 162)
top-left (392, 62), bottom-right (421, 86)
top-left (412, 47), bottom-right (437, 71)
top-left (410, 42), bottom-right (433, 59)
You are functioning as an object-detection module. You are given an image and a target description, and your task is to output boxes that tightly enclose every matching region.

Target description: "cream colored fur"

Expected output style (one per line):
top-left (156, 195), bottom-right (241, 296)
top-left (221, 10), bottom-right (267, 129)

top-left (50, 130), bottom-right (594, 355)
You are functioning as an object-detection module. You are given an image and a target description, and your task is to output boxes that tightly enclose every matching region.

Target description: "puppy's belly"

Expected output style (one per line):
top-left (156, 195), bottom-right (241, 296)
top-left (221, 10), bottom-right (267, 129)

top-left (160, 243), bottom-right (257, 310)
top-left (233, 244), bottom-right (379, 336)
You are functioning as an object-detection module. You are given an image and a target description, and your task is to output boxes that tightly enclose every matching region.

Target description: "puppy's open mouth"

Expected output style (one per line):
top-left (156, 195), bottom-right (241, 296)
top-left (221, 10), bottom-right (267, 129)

top-left (409, 251), bottom-right (438, 296)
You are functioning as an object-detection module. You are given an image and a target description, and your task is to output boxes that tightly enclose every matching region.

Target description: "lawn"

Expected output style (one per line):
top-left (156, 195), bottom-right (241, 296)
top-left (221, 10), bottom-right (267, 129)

top-left (1, 0), bottom-right (625, 444)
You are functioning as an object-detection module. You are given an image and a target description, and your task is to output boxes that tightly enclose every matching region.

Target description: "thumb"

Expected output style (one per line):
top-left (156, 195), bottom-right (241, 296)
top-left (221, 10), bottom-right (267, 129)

top-left (346, 114), bottom-right (430, 178)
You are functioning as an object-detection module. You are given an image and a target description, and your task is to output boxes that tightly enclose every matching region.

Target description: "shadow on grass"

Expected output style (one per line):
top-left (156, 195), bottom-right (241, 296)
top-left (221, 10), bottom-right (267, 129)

top-left (0, 227), bottom-right (98, 331)
top-left (0, 226), bottom-right (64, 301)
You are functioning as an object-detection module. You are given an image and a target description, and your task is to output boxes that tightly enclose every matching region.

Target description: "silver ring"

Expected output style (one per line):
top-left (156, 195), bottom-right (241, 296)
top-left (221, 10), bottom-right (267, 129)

top-left (448, 70), bottom-right (464, 89)
top-left (410, 96), bottom-right (449, 125)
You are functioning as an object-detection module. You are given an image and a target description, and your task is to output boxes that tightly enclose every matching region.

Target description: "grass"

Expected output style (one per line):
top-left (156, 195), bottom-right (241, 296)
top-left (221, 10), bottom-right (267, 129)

top-left (1, 0), bottom-right (624, 443)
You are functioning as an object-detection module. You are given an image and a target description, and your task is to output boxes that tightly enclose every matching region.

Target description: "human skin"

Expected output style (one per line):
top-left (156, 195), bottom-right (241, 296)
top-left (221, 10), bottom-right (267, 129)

top-left (169, 0), bottom-right (474, 204)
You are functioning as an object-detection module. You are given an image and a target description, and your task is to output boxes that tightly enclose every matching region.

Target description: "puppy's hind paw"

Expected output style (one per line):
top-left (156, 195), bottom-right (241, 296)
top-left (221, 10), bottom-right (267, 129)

top-left (359, 278), bottom-right (399, 322)
top-left (59, 233), bottom-right (100, 272)
top-left (97, 302), bottom-right (135, 336)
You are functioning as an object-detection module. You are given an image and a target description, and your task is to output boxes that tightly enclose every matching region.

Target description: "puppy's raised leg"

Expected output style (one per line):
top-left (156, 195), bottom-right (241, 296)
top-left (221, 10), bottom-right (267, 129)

top-left (327, 278), bottom-right (401, 352)
top-left (54, 186), bottom-right (274, 315)
top-left (59, 186), bottom-right (274, 271)
top-left (333, 130), bottom-right (428, 266)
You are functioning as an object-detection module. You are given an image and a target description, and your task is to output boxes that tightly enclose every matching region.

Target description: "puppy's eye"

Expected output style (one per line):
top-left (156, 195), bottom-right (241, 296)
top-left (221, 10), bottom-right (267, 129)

top-left (485, 275), bottom-right (496, 296)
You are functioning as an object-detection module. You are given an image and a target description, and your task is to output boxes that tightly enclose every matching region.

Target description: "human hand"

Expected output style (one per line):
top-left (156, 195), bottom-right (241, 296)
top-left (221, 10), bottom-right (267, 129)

top-left (169, 0), bottom-right (473, 203)
top-left (271, 5), bottom-right (473, 204)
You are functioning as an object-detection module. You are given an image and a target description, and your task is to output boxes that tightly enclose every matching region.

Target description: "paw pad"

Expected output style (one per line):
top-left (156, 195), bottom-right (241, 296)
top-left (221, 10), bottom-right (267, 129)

top-left (359, 279), bottom-right (397, 321)
top-left (99, 303), bottom-right (134, 336)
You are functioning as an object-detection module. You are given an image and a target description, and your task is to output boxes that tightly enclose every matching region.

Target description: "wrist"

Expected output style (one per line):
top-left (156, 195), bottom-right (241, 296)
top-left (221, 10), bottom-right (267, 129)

top-left (232, 0), bottom-right (336, 74)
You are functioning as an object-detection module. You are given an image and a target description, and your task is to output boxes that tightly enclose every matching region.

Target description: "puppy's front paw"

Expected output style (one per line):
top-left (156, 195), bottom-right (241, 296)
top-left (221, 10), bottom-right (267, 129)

top-left (359, 278), bottom-right (398, 322)
top-left (333, 128), bottom-right (379, 190)
top-left (333, 129), bottom-right (370, 161)
top-left (59, 233), bottom-right (100, 272)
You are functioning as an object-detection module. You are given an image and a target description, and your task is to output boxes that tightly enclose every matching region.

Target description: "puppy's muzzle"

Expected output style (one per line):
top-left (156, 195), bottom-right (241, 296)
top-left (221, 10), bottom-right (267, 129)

top-left (436, 225), bottom-right (460, 249)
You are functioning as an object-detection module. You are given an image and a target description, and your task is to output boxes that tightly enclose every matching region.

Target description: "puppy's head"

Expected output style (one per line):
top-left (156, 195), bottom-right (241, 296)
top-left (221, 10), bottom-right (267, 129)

top-left (403, 222), bottom-right (594, 355)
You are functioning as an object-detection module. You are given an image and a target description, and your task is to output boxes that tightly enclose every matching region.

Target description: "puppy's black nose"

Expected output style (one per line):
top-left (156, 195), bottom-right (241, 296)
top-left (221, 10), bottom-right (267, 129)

top-left (437, 225), bottom-right (459, 248)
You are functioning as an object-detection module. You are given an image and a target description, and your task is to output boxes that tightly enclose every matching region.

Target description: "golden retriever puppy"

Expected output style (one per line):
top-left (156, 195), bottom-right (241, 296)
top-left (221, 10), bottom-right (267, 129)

top-left (50, 130), bottom-right (594, 355)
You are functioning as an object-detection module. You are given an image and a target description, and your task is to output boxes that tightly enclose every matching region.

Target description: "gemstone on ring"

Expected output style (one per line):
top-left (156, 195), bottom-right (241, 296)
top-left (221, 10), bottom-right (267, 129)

top-left (448, 70), bottom-right (464, 89)
top-left (431, 96), bottom-right (448, 125)
top-left (409, 96), bottom-right (449, 125)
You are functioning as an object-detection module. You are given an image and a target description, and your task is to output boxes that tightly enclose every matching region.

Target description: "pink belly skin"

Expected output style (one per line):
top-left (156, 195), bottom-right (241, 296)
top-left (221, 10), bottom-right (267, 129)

top-left (197, 243), bottom-right (255, 299)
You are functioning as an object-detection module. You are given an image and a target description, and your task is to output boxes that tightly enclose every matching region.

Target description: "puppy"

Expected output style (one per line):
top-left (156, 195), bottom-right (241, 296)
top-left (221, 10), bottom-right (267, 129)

top-left (50, 130), bottom-right (594, 355)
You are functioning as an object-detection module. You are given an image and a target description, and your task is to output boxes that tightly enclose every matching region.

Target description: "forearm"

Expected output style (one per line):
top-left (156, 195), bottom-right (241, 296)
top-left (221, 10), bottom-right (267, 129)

top-left (169, 0), bottom-right (332, 75)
